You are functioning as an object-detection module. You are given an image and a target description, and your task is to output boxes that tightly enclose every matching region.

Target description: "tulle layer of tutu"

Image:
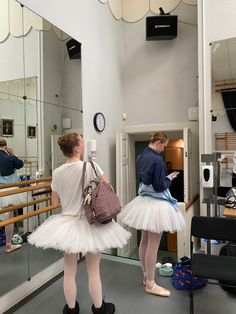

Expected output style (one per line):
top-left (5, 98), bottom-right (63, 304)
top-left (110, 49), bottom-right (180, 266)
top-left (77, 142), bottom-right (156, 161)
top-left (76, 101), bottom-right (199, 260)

top-left (118, 196), bottom-right (185, 233)
top-left (0, 187), bottom-right (27, 220)
top-left (28, 214), bottom-right (131, 255)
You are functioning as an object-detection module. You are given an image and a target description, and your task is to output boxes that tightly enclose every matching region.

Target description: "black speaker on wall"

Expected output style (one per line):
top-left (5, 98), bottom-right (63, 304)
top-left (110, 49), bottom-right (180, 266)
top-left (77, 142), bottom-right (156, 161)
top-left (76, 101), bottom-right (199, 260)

top-left (146, 15), bottom-right (178, 40)
top-left (66, 38), bottom-right (81, 59)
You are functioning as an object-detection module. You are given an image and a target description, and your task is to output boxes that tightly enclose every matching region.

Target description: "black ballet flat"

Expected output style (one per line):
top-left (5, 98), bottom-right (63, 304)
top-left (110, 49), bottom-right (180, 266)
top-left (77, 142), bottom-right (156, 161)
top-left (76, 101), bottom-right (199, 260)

top-left (63, 301), bottom-right (80, 314)
top-left (91, 300), bottom-right (115, 314)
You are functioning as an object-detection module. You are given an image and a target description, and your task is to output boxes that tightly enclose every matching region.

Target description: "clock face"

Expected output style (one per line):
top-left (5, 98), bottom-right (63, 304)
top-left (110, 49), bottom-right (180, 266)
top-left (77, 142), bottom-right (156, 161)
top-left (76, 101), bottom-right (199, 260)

top-left (93, 112), bottom-right (105, 132)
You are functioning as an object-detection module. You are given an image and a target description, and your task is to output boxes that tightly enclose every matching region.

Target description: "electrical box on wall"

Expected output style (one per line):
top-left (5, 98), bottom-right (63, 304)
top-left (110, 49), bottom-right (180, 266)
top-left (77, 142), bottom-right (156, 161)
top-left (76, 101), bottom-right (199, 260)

top-left (62, 118), bottom-right (72, 129)
top-left (188, 107), bottom-right (199, 121)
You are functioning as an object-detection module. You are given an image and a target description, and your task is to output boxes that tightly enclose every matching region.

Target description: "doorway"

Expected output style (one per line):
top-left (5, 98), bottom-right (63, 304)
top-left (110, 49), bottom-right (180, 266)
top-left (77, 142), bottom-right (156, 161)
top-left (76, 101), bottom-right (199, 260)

top-left (128, 135), bottom-right (184, 261)
top-left (116, 122), bottom-right (198, 259)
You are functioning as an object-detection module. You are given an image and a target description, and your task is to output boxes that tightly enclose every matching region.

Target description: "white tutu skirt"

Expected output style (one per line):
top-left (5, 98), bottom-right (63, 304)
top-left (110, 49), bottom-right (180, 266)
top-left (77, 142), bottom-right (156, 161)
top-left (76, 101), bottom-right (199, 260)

top-left (118, 196), bottom-right (185, 233)
top-left (28, 214), bottom-right (131, 255)
top-left (0, 187), bottom-right (27, 220)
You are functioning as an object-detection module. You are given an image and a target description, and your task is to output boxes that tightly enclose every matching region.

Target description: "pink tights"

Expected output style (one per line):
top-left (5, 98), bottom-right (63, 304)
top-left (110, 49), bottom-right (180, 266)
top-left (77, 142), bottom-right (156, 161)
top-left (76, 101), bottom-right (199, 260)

top-left (138, 230), bottom-right (162, 282)
top-left (5, 223), bottom-right (14, 245)
top-left (63, 252), bottom-right (102, 309)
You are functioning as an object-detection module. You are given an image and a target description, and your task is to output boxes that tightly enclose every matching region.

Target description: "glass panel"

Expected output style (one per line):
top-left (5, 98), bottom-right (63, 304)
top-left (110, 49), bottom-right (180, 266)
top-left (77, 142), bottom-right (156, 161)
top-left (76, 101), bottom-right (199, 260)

top-left (26, 21), bottom-right (83, 277)
top-left (211, 37), bottom-right (236, 190)
top-left (0, 1), bottom-right (83, 296)
top-left (0, 1), bottom-right (29, 295)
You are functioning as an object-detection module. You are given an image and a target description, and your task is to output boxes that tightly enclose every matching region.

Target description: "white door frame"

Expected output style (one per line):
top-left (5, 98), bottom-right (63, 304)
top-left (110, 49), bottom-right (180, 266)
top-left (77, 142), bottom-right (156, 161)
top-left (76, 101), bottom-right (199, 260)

top-left (124, 122), bottom-right (197, 134)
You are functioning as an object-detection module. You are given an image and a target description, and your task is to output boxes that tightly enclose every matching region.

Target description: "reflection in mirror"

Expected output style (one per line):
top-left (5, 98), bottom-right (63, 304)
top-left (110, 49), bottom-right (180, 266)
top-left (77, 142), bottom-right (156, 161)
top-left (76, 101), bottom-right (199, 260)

top-left (25, 17), bottom-right (83, 278)
top-left (211, 37), bottom-right (236, 189)
top-left (0, 0), bottom-right (83, 297)
top-left (0, 17), bottom-right (29, 294)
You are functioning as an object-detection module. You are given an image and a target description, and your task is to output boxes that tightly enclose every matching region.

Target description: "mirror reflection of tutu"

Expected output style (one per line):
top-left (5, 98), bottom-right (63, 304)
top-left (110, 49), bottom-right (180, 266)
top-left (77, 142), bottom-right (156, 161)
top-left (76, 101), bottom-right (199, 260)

top-left (0, 187), bottom-right (27, 220)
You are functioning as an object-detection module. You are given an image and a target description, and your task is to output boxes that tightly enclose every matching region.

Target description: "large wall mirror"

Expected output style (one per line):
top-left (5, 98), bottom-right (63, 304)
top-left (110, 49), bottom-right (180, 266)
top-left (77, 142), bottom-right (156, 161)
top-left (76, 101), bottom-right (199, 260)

top-left (0, 0), bottom-right (83, 298)
top-left (211, 37), bottom-right (236, 189)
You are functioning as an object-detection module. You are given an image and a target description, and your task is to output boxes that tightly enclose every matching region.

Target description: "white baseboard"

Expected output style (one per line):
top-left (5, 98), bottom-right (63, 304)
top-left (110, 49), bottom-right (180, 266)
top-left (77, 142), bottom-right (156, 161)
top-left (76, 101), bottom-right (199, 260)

top-left (0, 258), bottom-right (64, 314)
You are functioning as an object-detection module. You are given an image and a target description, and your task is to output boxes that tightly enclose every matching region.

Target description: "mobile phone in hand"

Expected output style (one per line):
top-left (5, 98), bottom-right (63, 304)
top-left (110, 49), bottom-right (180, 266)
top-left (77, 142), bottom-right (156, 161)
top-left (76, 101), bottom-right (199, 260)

top-left (170, 171), bottom-right (179, 177)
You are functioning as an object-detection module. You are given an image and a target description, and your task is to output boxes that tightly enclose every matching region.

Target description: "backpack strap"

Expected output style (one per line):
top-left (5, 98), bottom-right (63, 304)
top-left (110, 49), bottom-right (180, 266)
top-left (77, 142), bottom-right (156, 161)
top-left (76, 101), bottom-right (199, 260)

top-left (81, 162), bottom-right (87, 191)
top-left (89, 161), bottom-right (99, 178)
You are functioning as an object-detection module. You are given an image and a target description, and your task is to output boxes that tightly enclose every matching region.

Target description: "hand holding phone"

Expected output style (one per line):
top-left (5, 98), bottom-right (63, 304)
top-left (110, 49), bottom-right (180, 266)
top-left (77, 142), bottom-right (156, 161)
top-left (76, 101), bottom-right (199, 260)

top-left (5, 147), bottom-right (14, 156)
top-left (170, 171), bottom-right (179, 180)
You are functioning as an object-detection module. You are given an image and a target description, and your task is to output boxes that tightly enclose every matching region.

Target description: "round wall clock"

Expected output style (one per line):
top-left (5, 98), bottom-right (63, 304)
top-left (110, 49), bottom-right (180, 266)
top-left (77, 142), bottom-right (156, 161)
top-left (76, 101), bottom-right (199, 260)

top-left (93, 112), bottom-right (106, 132)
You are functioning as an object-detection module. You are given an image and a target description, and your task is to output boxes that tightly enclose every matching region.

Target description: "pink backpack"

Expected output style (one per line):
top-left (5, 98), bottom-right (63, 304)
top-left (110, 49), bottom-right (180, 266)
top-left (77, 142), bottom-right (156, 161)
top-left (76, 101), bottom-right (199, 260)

top-left (82, 161), bottom-right (121, 224)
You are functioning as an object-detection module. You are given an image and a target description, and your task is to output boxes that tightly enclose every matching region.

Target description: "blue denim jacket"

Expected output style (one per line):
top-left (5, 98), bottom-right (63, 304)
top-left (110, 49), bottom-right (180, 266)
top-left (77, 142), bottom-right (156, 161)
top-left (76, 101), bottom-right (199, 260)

top-left (0, 150), bottom-right (23, 177)
top-left (137, 147), bottom-right (172, 192)
top-left (138, 183), bottom-right (179, 211)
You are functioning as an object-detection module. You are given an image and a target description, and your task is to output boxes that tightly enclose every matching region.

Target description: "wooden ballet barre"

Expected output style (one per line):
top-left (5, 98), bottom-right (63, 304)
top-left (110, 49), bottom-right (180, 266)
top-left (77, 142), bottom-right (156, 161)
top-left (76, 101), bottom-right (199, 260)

top-left (0, 196), bottom-right (51, 215)
top-left (32, 189), bottom-right (52, 197)
top-left (223, 207), bottom-right (236, 218)
top-left (0, 204), bottom-right (60, 228)
top-left (0, 183), bottom-right (51, 197)
top-left (0, 177), bottom-right (52, 189)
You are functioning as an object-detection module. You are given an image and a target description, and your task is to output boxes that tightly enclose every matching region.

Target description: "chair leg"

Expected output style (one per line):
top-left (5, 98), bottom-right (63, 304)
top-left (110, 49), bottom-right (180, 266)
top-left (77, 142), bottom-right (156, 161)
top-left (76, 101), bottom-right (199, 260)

top-left (189, 290), bottom-right (194, 314)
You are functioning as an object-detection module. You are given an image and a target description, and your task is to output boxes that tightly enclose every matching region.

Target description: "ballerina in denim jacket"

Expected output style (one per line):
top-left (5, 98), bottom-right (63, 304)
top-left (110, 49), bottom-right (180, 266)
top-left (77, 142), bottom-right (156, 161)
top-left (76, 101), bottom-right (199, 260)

top-left (119, 132), bottom-right (185, 297)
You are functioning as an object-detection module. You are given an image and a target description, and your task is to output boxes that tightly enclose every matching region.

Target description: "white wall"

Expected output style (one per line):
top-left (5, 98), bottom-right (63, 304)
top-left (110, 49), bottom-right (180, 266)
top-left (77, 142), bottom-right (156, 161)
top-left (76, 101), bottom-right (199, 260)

top-left (19, 0), bottom-right (125, 184)
top-left (122, 18), bottom-right (198, 125)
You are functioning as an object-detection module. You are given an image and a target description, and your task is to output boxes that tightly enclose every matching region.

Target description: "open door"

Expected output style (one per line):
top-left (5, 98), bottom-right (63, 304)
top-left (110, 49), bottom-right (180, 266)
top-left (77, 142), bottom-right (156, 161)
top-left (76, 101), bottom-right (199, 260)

top-left (116, 132), bottom-right (136, 257)
top-left (51, 134), bottom-right (66, 172)
top-left (183, 128), bottom-right (192, 203)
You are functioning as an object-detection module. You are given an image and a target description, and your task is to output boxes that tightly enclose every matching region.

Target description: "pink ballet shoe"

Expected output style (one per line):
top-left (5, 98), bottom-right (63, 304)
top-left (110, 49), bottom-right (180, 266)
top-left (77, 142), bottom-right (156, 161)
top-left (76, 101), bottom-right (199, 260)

top-left (4, 244), bottom-right (22, 253)
top-left (145, 281), bottom-right (171, 297)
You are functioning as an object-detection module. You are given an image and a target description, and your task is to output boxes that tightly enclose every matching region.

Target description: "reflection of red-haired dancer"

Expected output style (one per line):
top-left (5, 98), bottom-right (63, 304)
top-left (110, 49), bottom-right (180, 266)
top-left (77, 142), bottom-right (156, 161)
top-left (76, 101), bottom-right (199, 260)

top-left (119, 132), bottom-right (185, 297)
top-left (0, 138), bottom-right (24, 253)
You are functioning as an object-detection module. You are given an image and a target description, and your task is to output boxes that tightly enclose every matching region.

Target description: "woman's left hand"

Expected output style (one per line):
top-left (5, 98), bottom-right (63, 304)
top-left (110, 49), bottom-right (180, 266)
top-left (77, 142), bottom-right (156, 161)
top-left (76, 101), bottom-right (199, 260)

top-left (5, 147), bottom-right (14, 155)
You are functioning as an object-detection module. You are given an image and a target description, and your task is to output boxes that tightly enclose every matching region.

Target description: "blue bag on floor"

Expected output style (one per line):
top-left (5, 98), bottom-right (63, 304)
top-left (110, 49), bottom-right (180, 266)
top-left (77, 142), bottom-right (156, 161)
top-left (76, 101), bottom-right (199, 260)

top-left (172, 257), bottom-right (208, 290)
top-left (0, 228), bottom-right (6, 247)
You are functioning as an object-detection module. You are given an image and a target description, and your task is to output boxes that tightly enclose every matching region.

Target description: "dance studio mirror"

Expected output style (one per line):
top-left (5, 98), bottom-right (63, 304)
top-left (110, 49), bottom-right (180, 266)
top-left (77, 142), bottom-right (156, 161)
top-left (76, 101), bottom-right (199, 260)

top-left (211, 37), bottom-right (236, 189)
top-left (0, 0), bottom-right (83, 296)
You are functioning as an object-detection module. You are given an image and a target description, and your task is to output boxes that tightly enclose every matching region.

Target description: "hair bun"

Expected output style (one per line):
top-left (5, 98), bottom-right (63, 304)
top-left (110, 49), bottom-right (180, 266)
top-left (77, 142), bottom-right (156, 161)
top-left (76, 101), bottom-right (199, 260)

top-left (0, 138), bottom-right (7, 147)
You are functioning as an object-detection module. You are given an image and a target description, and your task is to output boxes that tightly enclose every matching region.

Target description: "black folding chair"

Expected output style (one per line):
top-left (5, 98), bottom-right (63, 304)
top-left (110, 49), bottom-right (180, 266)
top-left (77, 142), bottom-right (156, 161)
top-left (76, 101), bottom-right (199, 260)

top-left (190, 216), bottom-right (236, 314)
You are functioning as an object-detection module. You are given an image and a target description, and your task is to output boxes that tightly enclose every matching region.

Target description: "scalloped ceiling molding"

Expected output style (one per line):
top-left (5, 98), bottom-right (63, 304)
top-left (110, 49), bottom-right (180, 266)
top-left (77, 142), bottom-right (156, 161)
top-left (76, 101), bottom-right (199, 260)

top-left (0, 77), bottom-right (37, 105)
top-left (98, 0), bottom-right (197, 22)
top-left (0, 0), bottom-right (69, 43)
